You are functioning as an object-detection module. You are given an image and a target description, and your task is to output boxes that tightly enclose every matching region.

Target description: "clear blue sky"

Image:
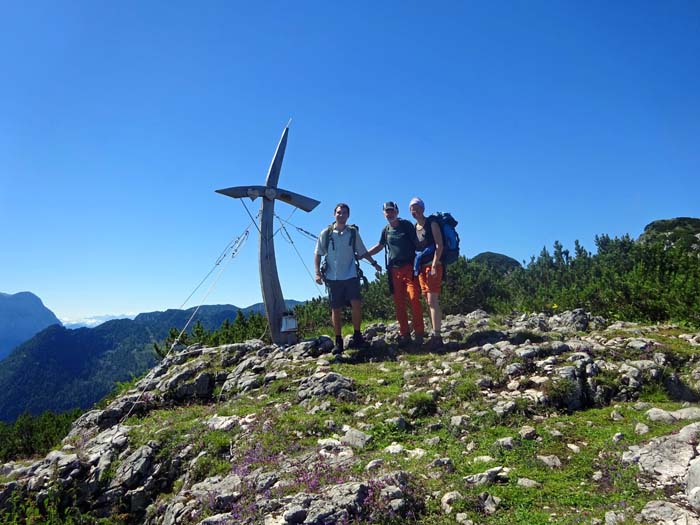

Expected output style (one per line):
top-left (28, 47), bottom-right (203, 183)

top-left (1, 1), bottom-right (698, 324)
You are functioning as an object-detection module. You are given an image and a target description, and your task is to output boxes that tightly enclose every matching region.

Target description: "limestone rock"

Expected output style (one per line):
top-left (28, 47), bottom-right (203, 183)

top-left (637, 500), bottom-right (700, 524)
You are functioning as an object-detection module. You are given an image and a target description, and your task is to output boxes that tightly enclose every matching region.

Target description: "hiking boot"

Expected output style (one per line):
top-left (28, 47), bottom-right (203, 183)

top-left (330, 351), bottom-right (345, 363)
top-left (349, 333), bottom-right (366, 349)
top-left (426, 333), bottom-right (444, 351)
top-left (397, 334), bottom-right (412, 349)
top-left (332, 336), bottom-right (344, 355)
top-left (414, 334), bottom-right (425, 347)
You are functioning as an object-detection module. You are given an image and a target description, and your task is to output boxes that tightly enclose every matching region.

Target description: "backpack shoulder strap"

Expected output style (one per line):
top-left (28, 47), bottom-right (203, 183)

top-left (347, 224), bottom-right (358, 248)
top-left (346, 224), bottom-right (363, 274)
top-left (401, 219), bottom-right (418, 245)
top-left (322, 223), bottom-right (334, 252)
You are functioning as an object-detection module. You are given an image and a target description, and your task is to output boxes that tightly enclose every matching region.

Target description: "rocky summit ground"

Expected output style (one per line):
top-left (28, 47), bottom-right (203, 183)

top-left (3, 309), bottom-right (700, 524)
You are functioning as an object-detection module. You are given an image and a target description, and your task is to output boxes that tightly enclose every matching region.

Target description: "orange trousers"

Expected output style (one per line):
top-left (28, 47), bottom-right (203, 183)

top-left (390, 264), bottom-right (425, 337)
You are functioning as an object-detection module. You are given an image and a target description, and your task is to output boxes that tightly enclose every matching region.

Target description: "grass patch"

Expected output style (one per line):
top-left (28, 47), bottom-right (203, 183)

top-left (403, 391), bottom-right (438, 418)
top-left (96, 374), bottom-right (147, 410)
top-left (190, 454), bottom-right (231, 483)
top-left (126, 405), bottom-right (214, 460)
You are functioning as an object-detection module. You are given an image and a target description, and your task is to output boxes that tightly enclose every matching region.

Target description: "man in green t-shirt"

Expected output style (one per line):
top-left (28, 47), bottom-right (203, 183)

top-left (366, 201), bottom-right (425, 347)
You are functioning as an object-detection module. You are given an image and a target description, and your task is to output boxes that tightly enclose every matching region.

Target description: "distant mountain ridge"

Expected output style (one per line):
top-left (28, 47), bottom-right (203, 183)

top-left (0, 292), bottom-right (61, 360)
top-left (0, 320), bottom-right (157, 422)
top-left (63, 314), bottom-right (135, 329)
top-left (132, 300), bottom-right (301, 339)
top-left (471, 251), bottom-right (522, 274)
top-left (0, 299), bottom-right (303, 422)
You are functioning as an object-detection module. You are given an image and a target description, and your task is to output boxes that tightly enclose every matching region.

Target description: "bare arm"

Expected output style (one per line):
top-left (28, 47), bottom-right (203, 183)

top-left (365, 243), bottom-right (384, 257)
top-left (314, 253), bottom-right (323, 284)
top-left (363, 244), bottom-right (384, 273)
top-left (358, 251), bottom-right (382, 271)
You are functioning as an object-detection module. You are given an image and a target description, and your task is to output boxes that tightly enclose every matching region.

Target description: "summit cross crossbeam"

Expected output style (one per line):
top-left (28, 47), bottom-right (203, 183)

top-left (216, 125), bottom-right (320, 345)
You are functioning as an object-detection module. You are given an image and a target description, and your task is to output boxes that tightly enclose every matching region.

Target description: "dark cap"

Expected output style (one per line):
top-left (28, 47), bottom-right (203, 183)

top-left (383, 201), bottom-right (398, 211)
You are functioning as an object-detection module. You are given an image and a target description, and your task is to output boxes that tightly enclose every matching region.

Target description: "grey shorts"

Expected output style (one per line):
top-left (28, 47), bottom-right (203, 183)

top-left (327, 278), bottom-right (362, 309)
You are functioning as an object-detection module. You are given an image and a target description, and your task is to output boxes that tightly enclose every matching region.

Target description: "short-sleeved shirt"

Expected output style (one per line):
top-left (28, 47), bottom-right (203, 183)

top-left (379, 219), bottom-right (418, 268)
top-left (314, 224), bottom-right (368, 281)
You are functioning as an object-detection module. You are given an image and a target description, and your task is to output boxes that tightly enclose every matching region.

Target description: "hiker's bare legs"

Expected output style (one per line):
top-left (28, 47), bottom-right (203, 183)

top-left (427, 292), bottom-right (441, 334)
top-left (332, 308), bottom-right (343, 337)
top-left (350, 299), bottom-right (362, 332)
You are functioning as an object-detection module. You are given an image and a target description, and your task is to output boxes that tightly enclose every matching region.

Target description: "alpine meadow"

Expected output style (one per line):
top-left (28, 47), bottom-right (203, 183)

top-left (2, 218), bottom-right (700, 524)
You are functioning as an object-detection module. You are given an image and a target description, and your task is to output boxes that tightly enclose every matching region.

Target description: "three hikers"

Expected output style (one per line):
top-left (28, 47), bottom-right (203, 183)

top-left (314, 203), bottom-right (381, 355)
top-left (315, 198), bottom-right (455, 352)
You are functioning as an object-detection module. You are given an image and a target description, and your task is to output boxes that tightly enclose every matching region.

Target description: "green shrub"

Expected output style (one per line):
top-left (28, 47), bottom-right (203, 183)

top-left (0, 409), bottom-right (83, 462)
top-left (452, 379), bottom-right (480, 401)
top-left (542, 378), bottom-right (579, 411)
top-left (404, 391), bottom-right (437, 418)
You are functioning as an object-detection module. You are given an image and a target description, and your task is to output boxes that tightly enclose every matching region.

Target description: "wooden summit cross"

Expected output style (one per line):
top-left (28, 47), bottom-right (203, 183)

top-left (216, 125), bottom-right (320, 345)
